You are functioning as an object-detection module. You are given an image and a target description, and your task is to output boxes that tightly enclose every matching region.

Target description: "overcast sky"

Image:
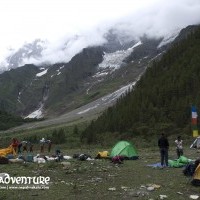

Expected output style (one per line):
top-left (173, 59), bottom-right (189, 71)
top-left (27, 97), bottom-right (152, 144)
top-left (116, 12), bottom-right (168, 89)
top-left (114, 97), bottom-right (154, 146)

top-left (0, 0), bottom-right (200, 66)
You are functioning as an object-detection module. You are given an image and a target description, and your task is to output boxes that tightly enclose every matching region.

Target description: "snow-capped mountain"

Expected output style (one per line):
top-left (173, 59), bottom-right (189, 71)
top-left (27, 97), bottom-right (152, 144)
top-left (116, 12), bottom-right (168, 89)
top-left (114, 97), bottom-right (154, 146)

top-left (0, 25), bottom-right (198, 119)
top-left (0, 39), bottom-right (46, 73)
top-left (0, 27), bottom-right (172, 74)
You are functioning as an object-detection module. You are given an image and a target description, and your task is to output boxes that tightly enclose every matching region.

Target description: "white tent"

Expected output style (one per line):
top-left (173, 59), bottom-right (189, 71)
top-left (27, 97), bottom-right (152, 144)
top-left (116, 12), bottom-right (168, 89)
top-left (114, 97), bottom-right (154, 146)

top-left (190, 136), bottom-right (200, 149)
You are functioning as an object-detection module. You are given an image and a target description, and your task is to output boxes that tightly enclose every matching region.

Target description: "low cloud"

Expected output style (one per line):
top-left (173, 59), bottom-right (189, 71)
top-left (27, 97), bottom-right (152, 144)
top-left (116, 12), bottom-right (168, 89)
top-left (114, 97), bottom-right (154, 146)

top-left (1, 0), bottom-right (200, 68)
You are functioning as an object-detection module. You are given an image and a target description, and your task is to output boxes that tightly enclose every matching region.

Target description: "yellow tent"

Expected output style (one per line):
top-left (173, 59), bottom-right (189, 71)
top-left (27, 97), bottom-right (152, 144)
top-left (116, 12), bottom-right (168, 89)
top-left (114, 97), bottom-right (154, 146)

top-left (191, 163), bottom-right (200, 186)
top-left (0, 145), bottom-right (16, 157)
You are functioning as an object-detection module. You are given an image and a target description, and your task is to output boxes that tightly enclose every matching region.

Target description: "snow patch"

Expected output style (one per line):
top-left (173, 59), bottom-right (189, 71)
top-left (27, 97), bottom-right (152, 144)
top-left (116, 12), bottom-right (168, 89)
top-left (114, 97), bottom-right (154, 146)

top-left (98, 41), bottom-right (142, 70)
top-left (101, 82), bottom-right (136, 103)
top-left (50, 65), bottom-right (64, 77)
top-left (28, 50), bottom-right (33, 54)
top-left (36, 69), bottom-right (48, 77)
top-left (25, 105), bottom-right (43, 119)
top-left (77, 104), bottom-right (99, 114)
top-left (77, 82), bottom-right (137, 115)
top-left (132, 41), bottom-right (142, 48)
top-left (59, 65), bottom-right (65, 70)
top-left (158, 32), bottom-right (179, 48)
top-left (17, 91), bottom-right (22, 103)
top-left (93, 71), bottom-right (108, 78)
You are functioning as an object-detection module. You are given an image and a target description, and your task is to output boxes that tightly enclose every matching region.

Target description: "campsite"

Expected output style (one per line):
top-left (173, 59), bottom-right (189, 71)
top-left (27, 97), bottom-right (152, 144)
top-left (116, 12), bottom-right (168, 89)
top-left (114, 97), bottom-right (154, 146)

top-left (0, 129), bottom-right (200, 200)
top-left (0, 1), bottom-right (200, 200)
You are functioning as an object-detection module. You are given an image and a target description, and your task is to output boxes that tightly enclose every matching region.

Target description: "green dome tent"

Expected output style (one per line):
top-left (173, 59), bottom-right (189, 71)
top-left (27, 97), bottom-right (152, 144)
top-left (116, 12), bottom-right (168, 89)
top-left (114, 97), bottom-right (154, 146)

top-left (110, 141), bottom-right (138, 160)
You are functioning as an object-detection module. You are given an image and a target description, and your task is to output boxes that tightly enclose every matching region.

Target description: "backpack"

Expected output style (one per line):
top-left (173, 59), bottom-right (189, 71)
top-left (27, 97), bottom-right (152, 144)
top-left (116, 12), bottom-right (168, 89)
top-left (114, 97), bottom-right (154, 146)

top-left (111, 156), bottom-right (124, 164)
top-left (0, 156), bottom-right (9, 164)
top-left (183, 163), bottom-right (196, 176)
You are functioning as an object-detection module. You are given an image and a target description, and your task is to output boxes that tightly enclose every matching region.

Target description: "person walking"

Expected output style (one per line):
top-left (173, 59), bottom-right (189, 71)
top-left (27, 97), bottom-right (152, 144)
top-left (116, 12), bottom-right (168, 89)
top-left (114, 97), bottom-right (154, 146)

top-left (158, 133), bottom-right (169, 168)
top-left (175, 136), bottom-right (183, 158)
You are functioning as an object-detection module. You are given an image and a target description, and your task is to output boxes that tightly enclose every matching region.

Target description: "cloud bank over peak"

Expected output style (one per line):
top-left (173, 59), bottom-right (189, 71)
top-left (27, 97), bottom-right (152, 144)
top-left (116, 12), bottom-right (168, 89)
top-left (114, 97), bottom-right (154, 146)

top-left (0, 0), bottom-right (200, 69)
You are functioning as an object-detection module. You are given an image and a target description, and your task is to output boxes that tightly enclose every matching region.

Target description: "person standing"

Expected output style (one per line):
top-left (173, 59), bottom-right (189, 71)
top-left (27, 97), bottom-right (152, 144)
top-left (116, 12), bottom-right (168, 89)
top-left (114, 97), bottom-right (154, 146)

top-left (40, 138), bottom-right (46, 153)
top-left (158, 133), bottom-right (169, 168)
top-left (175, 136), bottom-right (183, 158)
top-left (29, 142), bottom-right (34, 153)
top-left (11, 138), bottom-right (19, 153)
top-left (22, 141), bottom-right (28, 152)
top-left (18, 142), bottom-right (22, 154)
top-left (47, 140), bottom-right (52, 153)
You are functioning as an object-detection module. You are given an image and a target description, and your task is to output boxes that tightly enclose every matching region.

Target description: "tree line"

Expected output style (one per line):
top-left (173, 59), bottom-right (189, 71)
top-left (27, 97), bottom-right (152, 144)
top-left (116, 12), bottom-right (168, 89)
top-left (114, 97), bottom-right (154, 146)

top-left (0, 110), bottom-right (44, 131)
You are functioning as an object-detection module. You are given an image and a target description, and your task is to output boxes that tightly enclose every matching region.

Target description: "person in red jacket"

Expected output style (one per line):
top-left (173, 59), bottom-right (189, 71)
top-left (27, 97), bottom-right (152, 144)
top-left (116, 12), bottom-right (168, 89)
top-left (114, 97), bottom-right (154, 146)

top-left (11, 138), bottom-right (19, 153)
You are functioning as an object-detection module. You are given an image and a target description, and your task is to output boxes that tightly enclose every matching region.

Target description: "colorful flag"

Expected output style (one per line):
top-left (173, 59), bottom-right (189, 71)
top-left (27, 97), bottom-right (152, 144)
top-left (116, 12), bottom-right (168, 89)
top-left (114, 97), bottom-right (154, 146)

top-left (192, 106), bottom-right (199, 137)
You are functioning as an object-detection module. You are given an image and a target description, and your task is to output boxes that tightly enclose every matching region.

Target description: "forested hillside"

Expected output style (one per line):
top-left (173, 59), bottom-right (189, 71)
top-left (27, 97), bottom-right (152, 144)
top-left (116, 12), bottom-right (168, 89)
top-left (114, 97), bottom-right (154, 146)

top-left (82, 26), bottom-right (200, 143)
top-left (0, 110), bottom-right (43, 131)
top-left (0, 110), bottom-right (26, 130)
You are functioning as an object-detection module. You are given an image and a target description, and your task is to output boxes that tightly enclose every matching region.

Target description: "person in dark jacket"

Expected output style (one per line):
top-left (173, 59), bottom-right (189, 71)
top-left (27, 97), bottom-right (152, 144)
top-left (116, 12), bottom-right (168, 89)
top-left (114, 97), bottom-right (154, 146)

top-left (47, 140), bottom-right (52, 153)
top-left (158, 133), bottom-right (169, 168)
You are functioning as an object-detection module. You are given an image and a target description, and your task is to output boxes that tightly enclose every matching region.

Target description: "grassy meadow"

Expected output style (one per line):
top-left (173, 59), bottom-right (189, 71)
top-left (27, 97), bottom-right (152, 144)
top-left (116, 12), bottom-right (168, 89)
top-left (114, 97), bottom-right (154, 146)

top-left (0, 123), bottom-right (200, 200)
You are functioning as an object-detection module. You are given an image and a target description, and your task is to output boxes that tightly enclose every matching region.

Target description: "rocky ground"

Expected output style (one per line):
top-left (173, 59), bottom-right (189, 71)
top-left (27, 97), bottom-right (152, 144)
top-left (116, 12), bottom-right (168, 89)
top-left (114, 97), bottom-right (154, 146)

top-left (0, 147), bottom-right (199, 200)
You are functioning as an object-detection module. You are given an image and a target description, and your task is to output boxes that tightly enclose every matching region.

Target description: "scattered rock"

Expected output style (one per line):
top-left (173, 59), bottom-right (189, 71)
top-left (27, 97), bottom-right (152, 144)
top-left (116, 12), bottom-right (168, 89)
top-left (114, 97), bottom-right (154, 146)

top-left (108, 174), bottom-right (116, 177)
top-left (177, 192), bottom-right (183, 195)
top-left (61, 161), bottom-right (71, 166)
top-left (65, 170), bottom-right (73, 174)
top-left (129, 191), bottom-right (140, 197)
top-left (61, 162), bottom-right (71, 169)
top-left (128, 190), bottom-right (149, 197)
top-left (159, 194), bottom-right (167, 199)
top-left (108, 187), bottom-right (116, 191)
top-left (189, 195), bottom-right (199, 199)
top-left (153, 184), bottom-right (161, 189)
top-left (147, 186), bottom-right (155, 191)
top-left (121, 186), bottom-right (130, 191)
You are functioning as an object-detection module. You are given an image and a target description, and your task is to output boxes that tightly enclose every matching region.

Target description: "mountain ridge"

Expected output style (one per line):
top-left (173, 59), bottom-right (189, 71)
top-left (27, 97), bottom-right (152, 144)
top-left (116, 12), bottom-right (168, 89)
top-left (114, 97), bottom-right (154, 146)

top-left (81, 25), bottom-right (200, 143)
top-left (0, 25), bottom-right (198, 120)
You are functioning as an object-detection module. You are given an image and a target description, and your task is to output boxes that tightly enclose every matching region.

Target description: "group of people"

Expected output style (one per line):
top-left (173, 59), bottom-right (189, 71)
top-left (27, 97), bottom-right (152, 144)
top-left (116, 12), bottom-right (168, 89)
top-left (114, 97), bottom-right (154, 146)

top-left (11, 138), bottom-right (52, 154)
top-left (11, 138), bottom-right (33, 154)
top-left (158, 133), bottom-right (183, 168)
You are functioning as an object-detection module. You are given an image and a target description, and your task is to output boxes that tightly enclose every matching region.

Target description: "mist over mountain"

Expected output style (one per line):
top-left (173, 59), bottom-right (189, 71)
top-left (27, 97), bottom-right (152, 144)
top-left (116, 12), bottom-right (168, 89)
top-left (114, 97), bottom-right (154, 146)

top-left (0, 24), bottom-right (198, 120)
top-left (81, 25), bottom-right (200, 143)
top-left (0, 0), bottom-right (200, 130)
top-left (0, 0), bottom-right (200, 72)
top-left (0, 26), bottom-right (190, 73)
